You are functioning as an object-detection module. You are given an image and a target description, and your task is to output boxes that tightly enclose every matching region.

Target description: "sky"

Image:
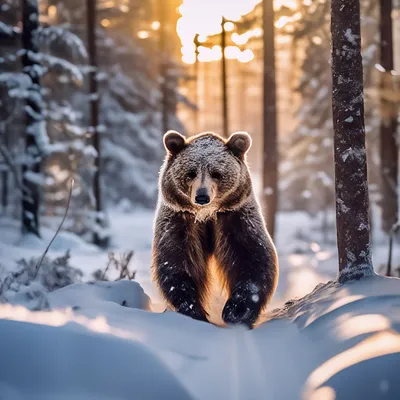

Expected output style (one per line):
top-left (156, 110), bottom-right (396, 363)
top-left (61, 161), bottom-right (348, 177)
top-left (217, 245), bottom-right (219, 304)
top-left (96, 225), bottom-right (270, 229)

top-left (176, 0), bottom-right (299, 63)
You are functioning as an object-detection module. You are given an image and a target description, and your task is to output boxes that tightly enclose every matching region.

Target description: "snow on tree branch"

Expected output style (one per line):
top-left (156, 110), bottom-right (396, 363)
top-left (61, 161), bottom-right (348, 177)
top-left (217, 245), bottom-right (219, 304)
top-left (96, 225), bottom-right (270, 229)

top-left (26, 51), bottom-right (83, 84)
top-left (37, 26), bottom-right (88, 62)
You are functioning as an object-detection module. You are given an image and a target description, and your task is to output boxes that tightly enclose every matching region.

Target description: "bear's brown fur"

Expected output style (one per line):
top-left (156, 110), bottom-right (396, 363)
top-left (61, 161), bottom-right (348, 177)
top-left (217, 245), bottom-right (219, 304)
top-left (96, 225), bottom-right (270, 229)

top-left (152, 130), bottom-right (278, 328)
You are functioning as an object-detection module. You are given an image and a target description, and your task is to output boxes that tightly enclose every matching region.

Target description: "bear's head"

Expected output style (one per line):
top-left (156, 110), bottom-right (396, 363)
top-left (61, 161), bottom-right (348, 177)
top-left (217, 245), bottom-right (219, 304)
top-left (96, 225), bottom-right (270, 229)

top-left (160, 131), bottom-right (253, 217)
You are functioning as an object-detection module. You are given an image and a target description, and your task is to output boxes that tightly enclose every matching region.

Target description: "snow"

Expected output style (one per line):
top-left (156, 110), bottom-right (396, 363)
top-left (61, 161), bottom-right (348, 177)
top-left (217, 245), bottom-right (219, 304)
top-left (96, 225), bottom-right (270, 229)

top-left (0, 21), bottom-right (17, 37)
top-left (344, 29), bottom-right (358, 46)
top-left (38, 27), bottom-right (88, 61)
top-left (375, 63), bottom-right (386, 73)
top-left (23, 171), bottom-right (46, 186)
top-left (27, 51), bottom-right (83, 83)
top-left (1, 272), bottom-right (400, 398)
top-left (48, 280), bottom-right (151, 312)
top-left (0, 73), bottom-right (31, 91)
top-left (1, 207), bottom-right (400, 398)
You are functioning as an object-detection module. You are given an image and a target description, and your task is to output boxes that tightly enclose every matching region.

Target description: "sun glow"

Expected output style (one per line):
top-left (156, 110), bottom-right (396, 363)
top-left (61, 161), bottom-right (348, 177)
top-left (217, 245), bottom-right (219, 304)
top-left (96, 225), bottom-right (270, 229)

top-left (177, 0), bottom-right (300, 64)
top-left (304, 331), bottom-right (400, 396)
top-left (177, 0), bottom-right (261, 64)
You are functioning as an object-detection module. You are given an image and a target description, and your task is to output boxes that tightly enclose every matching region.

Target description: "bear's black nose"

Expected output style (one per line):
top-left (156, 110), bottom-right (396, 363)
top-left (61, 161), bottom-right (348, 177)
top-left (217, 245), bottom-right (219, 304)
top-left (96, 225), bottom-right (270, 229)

top-left (195, 188), bottom-right (210, 205)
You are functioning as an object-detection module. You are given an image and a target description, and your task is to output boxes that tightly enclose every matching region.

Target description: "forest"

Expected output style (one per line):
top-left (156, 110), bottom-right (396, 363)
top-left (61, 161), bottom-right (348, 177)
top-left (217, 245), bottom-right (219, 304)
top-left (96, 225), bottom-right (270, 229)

top-left (0, 0), bottom-right (400, 399)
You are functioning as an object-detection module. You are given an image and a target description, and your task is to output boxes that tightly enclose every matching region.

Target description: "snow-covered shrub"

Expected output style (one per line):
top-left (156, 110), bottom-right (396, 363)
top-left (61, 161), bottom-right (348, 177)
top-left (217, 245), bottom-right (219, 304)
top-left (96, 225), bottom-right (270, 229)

top-left (0, 250), bottom-right (83, 302)
top-left (92, 251), bottom-right (136, 282)
top-left (3, 282), bottom-right (51, 311)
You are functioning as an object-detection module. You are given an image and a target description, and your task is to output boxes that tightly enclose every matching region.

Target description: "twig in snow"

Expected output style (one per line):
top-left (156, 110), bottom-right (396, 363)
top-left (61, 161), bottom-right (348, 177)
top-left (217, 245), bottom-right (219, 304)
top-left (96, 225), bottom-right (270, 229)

top-left (33, 178), bottom-right (74, 280)
top-left (114, 251), bottom-right (135, 281)
top-left (102, 252), bottom-right (116, 280)
top-left (93, 251), bottom-right (136, 282)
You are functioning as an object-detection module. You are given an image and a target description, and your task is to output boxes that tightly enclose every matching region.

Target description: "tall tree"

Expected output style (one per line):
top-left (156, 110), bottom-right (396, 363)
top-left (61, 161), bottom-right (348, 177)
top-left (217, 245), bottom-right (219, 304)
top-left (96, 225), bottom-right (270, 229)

top-left (221, 17), bottom-right (228, 139)
top-left (87, 0), bottom-right (106, 246)
top-left (262, 0), bottom-right (278, 239)
top-left (158, 0), bottom-right (169, 134)
top-left (21, 0), bottom-right (46, 237)
top-left (331, 0), bottom-right (374, 281)
top-left (379, 0), bottom-right (398, 234)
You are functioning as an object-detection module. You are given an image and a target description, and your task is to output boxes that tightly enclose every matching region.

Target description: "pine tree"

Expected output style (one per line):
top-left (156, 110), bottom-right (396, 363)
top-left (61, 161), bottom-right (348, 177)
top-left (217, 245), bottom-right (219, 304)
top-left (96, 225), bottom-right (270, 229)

top-left (331, 0), bottom-right (374, 281)
top-left (53, 0), bottom-right (183, 208)
top-left (1, 0), bottom-right (94, 232)
top-left (1, 0), bottom-right (184, 238)
top-left (21, 0), bottom-right (46, 237)
top-left (86, 0), bottom-right (107, 246)
top-left (282, 0), bottom-right (380, 217)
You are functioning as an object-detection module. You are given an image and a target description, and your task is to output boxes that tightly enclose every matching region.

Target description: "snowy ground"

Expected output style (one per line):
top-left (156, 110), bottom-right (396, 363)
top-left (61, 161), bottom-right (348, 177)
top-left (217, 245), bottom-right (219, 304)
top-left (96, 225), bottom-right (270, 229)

top-left (1, 206), bottom-right (400, 398)
top-left (1, 275), bottom-right (400, 399)
top-left (2, 204), bottom-right (395, 309)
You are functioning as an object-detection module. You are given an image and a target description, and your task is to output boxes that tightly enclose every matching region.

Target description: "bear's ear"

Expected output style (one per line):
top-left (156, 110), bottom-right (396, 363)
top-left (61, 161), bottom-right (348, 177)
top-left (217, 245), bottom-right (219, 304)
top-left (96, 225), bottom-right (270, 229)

top-left (163, 130), bottom-right (186, 155)
top-left (226, 132), bottom-right (252, 158)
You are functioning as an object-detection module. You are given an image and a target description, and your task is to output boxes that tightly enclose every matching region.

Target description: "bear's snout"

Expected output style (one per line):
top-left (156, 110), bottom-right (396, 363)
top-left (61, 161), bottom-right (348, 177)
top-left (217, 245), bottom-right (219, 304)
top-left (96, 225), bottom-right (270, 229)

top-left (195, 188), bottom-right (210, 205)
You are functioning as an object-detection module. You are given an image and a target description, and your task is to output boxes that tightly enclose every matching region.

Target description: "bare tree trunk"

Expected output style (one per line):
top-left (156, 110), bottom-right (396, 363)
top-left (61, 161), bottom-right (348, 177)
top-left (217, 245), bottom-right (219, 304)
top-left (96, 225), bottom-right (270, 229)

top-left (331, 0), bottom-right (374, 282)
top-left (87, 0), bottom-right (105, 246)
top-left (221, 17), bottom-right (228, 138)
top-left (193, 34), bottom-right (200, 133)
top-left (1, 125), bottom-right (8, 213)
top-left (379, 0), bottom-right (398, 234)
top-left (21, 0), bottom-right (44, 237)
top-left (158, 0), bottom-right (168, 134)
top-left (239, 67), bottom-right (248, 130)
top-left (262, 0), bottom-right (278, 239)
top-left (1, 171), bottom-right (7, 213)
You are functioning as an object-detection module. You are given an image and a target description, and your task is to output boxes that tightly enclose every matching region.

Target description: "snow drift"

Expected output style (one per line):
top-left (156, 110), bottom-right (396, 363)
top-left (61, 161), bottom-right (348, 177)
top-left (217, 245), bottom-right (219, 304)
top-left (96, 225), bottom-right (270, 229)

top-left (0, 276), bottom-right (400, 399)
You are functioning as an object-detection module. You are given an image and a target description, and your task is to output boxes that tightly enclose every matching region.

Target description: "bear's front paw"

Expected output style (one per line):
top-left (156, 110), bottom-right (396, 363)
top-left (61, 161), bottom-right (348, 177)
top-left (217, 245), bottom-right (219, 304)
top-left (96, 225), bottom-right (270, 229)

top-left (222, 299), bottom-right (258, 328)
top-left (222, 285), bottom-right (262, 328)
top-left (176, 301), bottom-right (208, 322)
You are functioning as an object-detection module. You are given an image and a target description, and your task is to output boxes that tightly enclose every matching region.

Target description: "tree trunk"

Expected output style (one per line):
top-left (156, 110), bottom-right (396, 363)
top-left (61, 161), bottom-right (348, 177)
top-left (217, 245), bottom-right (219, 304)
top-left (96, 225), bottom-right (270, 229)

top-left (193, 34), bottom-right (200, 133)
top-left (158, 0), bottom-right (169, 134)
top-left (21, 0), bottom-right (44, 237)
top-left (331, 0), bottom-right (374, 281)
top-left (379, 0), bottom-right (398, 234)
top-left (262, 0), bottom-right (278, 240)
top-left (2, 129), bottom-right (9, 212)
top-left (87, 0), bottom-right (105, 246)
top-left (221, 17), bottom-right (228, 139)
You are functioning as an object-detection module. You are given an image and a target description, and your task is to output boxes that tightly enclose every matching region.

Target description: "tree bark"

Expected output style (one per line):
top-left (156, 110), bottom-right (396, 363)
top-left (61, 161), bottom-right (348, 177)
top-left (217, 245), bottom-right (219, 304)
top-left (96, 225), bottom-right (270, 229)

top-left (158, 0), bottom-right (169, 134)
top-left (221, 17), bottom-right (228, 139)
top-left (379, 0), bottom-right (398, 234)
top-left (21, 0), bottom-right (44, 237)
top-left (262, 0), bottom-right (278, 239)
top-left (331, 0), bottom-right (374, 281)
top-left (193, 34), bottom-right (200, 133)
top-left (87, 0), bottom-right (105, 246)
top-left (2, 129), bottom-right (9, 212)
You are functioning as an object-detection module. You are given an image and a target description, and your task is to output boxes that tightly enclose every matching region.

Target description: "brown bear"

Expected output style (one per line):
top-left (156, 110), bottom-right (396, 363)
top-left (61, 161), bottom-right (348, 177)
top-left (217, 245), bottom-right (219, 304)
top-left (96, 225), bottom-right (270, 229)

top-left (152, 130), bottom-right (278, 328)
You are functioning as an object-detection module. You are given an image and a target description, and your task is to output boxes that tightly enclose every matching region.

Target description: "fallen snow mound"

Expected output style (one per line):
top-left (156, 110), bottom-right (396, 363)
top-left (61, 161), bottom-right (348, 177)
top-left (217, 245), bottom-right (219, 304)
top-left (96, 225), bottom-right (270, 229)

top-left (0, 276), bottom-right (400, 399)
top-left (48, 280), bottom-right (152, 312)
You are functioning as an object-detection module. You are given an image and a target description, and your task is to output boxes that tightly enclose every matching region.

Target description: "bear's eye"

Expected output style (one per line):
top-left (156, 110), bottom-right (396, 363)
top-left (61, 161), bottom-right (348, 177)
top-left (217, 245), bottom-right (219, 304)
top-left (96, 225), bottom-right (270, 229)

top-left (211, 171), bottom-right (222, 180)
top-left (186, 170), bottom-right (197, 180)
